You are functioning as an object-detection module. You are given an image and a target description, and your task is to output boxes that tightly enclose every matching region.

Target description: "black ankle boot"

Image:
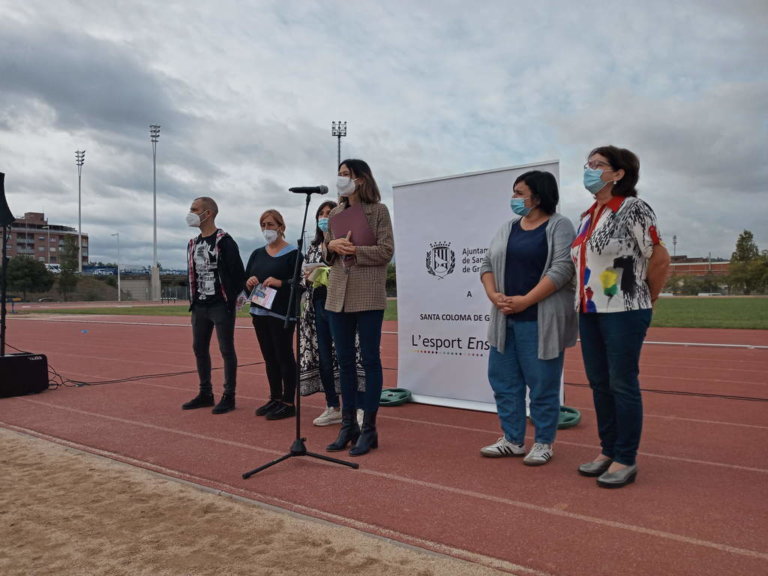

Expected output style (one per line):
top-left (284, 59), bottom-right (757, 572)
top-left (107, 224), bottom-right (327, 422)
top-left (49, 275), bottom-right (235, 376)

top-left (182, 392), bottom-right (215, 410)
top-left (212, 393), bottom-right (235, 414)
top-left (349, 411), bottom-right (378, 456)
top-left (326, 409), bottom-right (360, 452)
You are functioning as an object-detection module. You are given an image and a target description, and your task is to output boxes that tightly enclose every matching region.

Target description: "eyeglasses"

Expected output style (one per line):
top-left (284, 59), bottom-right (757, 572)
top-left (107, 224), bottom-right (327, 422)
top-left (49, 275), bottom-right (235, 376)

top-left (584, 161), bottom-right (613, 170)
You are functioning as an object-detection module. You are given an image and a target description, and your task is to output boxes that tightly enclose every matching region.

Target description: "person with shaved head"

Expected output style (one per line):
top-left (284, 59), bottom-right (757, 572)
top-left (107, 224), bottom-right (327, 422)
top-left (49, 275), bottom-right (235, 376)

top-left (182, 196), bottom-right (246, 415)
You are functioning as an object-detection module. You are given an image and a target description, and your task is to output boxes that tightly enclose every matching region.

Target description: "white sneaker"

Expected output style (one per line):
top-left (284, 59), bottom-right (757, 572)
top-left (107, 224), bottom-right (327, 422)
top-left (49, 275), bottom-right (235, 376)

top-left (312, 406), bottom-right (342, 427)
top-left (480, 436), bottom-right (526, 458)
top-left (356, 409), bottom-right (364, 428)
top-left (523, 442), bottom-right (553, 466)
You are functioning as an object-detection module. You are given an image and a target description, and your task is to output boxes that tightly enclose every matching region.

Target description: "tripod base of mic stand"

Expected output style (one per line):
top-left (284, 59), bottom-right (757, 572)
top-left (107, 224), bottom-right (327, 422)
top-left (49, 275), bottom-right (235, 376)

top-left (242, 438), bottom-right (359, 479)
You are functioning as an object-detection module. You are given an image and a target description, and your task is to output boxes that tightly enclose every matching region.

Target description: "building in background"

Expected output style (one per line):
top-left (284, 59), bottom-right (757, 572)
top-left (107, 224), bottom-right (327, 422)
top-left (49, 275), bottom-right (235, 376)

top-left (7, 212), bottom-right (88, 268)
top-left (670, 255), bottom-right (729, 277)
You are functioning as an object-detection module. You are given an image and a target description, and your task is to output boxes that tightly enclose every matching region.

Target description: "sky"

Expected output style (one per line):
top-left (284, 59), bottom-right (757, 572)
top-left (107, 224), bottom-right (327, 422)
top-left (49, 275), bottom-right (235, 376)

top-left (1, 0), bottom-right (766, 269)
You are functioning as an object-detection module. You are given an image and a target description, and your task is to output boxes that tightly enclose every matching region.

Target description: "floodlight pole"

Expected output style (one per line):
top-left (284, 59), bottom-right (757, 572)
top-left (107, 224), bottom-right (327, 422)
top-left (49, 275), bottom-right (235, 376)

top-left (112, 232), bottom-right (121, 302)
top-left (150, 124), bottom-right (161, 301)
top-left (42, 224), bottom-right (50, 264)
top-left (75, 150), bottom-right (85, 273)
top-left (331, 121), bottom-right (347, 167)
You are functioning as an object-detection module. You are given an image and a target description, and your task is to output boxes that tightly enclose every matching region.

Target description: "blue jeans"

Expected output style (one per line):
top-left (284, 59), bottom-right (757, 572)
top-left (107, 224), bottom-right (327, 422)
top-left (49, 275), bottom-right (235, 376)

top-left (579, 309), bottom-right (652, 466)
top-left (191, 302), bottom-right (238, 395)
top-left (327, 309), bottom-right (384, 412)
top-left (314, 295), bottom-right (339, 408)
top-left (488, 320), bottom-right (563, 445)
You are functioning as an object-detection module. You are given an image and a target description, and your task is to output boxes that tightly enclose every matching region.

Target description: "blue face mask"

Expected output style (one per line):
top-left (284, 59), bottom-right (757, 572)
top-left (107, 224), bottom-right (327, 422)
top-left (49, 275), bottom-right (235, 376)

top-left (510, 197), bottom-right (531, 216)
top-left (317, 217), bottom-right (329, 232)
top-left (583, 168), bottom-right (607, 195)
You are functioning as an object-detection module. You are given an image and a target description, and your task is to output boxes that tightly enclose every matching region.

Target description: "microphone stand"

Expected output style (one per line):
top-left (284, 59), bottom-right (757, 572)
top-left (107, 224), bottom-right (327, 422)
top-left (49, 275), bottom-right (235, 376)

top-left (243, 190), bottom-right (358, 478)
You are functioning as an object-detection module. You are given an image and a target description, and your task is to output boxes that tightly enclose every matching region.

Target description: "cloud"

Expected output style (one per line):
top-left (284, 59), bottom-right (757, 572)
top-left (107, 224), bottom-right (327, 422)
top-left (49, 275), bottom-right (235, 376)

top-left (1, 0), bottom-right (766, 268)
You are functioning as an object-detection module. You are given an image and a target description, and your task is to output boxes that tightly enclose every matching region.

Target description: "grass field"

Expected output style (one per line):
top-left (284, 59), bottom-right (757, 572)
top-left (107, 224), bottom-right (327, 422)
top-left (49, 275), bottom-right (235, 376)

top-left (25, 300), bottom-right (401, 322)
top-left (21, 297), bottom-right (768, 329)
top-left (650, 296), bottom-right (768, 329)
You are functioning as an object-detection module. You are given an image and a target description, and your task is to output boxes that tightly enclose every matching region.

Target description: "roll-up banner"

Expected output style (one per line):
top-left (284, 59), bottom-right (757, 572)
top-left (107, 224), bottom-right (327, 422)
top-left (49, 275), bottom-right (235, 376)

top-left (392, 160), bottom-right (561, 411)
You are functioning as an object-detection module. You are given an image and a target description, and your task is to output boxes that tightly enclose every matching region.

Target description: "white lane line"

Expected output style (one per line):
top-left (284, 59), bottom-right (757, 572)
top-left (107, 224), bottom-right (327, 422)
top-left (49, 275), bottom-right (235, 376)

top-left (3, 411), bottom-right (767, 564)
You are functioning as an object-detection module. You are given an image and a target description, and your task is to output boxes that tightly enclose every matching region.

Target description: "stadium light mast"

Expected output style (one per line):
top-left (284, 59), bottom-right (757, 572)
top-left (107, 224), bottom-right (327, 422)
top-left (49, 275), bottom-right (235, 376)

top-left (331, 121), bottom-right (347, 167)
top-left (150, 124), bottom-right (161, 301)
top-left (112, 232), bottom-right (121, 302)
top-left (75, 150), bottom-right (85, 273)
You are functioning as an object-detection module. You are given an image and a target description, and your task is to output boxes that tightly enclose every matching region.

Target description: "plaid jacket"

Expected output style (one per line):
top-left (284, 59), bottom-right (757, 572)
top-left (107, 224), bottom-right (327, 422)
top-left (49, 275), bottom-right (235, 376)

top-left (323, 202), bottom-right (394, 313)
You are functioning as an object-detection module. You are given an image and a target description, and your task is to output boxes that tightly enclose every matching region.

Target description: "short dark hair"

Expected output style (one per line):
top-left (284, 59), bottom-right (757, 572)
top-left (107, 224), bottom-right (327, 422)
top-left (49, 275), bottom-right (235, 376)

top-left (338, 159), bottom-right (381, 205)
top-left (588, 146), bottom-right (640, 197)
top-left (195, 196), bottom-right (219, 217)
top-left (312, 200), bottom-right (337, 246)
top-left (513, 170), bottom-right (559, 214)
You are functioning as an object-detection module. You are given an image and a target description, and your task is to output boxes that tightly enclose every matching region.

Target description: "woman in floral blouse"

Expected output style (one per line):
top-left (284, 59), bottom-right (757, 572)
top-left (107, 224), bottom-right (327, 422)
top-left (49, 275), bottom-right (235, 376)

top-left (571, 146), bottom-right (670, 488)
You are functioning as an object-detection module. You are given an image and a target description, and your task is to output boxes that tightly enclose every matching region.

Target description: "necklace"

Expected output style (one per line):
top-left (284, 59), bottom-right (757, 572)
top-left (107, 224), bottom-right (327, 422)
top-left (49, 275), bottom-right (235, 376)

top-left (520, 211), bottom-right (549, 230)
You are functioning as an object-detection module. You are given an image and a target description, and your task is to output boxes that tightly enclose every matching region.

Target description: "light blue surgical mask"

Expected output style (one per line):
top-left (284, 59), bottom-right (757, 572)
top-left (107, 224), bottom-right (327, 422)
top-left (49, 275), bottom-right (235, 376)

top-left (583, 168), bottom-right (607, 195)
top-left (510, 198), bottom-right (531, 216)
top-left (318, 217), bottom-right (329, 232)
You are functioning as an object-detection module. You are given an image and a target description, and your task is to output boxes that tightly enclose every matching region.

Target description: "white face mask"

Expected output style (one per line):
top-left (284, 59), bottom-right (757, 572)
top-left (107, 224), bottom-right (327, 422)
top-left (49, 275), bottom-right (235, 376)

top-left (186, 212), bottom-right (201, 227)
top-left (263, 229), bottom-right (279, 244)
top-left (336, 176), bottom-right (356, 197)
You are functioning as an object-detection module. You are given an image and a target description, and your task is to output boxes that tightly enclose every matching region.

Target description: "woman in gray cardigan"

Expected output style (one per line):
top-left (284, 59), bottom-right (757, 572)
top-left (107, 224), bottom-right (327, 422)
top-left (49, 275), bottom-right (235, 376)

top-left (479, 170), bottom-right (577, 466)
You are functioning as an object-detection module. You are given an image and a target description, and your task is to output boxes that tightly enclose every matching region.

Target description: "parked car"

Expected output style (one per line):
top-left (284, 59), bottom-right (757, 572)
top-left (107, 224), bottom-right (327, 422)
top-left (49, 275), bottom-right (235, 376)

top-left (45, 263), bottom-right (62, 274)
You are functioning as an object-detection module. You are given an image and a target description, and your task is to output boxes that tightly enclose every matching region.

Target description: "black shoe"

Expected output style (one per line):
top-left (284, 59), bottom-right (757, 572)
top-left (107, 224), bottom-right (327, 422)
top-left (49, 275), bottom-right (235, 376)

top-left (212, 394), bottom-right (235, 414)
top-left (327, 408), bottom-right (361, 452)
top-left (182, 392), bottom-right (215, 410)
top-left (349, 410), bottom-right (378, 456)
top-left (255, 399), bottom-right (281, 416)
top-left (265, 403), bottom-right (296, 420)
top-left (578, 458), bottom-right (613, 477)
top-left (597, 464), bottom-right (638, 488)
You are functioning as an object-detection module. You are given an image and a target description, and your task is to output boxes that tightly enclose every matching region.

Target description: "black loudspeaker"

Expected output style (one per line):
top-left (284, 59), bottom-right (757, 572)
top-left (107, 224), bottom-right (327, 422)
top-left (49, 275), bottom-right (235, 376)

top-left (0, 353), bottom-right (49, 398)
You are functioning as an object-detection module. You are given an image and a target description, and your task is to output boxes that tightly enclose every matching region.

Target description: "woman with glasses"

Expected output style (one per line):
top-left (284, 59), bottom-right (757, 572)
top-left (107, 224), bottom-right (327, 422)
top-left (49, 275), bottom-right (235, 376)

top-left (480, 170), bottom-right (577, 466)
top-left (323, 159), bottom-right (394, 456)
top-left (571, 146), bottom-right (670, 488)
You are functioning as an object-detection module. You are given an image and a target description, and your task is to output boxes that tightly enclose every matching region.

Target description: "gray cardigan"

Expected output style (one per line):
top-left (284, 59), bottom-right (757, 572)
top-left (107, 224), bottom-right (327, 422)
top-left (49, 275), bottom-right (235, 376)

top-left (480, 213), bottom-right (577, 359)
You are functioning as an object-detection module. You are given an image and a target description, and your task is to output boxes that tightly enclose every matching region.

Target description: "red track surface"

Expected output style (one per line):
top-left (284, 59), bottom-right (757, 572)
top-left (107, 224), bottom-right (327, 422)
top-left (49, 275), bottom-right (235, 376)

top-left (2, 314), bottom-right (767, 575)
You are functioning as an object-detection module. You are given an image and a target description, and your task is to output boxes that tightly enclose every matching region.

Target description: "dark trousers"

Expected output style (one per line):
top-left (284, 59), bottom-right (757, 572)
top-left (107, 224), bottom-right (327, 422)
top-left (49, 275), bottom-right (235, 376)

top-left (252, 314), bottom-right (297, 403)
top-left (579, 309), bottom-right (652, 466)
top-left (314, 295), bottom-right (339, 408)
top-left (327, 309), bottom-right (384, 412)
top-left (191, 302), bottom-right (238, 395)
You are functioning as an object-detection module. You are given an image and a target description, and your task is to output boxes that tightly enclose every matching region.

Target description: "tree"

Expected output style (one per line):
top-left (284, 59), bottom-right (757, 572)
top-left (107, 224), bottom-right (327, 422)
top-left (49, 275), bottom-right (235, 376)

top-left (728, 230), bottom-right (765, 294)
top-left (386, 262), bottom-right (397, 296)
top-left (6, 256), bottom-right (54, 299)
top-left (58, 235), bottom-right (80, 300)
top-left (731, 230), bottom-right (759, 262)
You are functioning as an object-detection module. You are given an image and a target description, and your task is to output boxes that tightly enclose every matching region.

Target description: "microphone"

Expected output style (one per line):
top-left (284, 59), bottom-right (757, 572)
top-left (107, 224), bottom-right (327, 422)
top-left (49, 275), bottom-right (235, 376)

top-left (289, 185), bottom-right (328, 195)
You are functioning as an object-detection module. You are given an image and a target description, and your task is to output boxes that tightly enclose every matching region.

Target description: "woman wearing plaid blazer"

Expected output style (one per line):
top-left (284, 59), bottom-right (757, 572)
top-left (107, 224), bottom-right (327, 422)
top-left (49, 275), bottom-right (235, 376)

top-left (324, 159), bottom-right (394, 456)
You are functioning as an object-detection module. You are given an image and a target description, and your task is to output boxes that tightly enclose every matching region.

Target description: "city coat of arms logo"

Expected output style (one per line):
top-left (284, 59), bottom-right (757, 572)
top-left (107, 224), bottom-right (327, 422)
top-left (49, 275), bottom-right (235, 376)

top-left (426, 241), bottom-right (455, 279)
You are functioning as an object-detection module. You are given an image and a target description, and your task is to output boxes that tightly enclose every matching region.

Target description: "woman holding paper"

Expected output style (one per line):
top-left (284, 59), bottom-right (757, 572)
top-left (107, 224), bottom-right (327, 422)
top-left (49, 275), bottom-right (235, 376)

top-left (245, 209), bottom-right (299, 421)
top-left (324, 159), bottom-right (395, 456)
top-left (299, 200), bottom-right (344, 426)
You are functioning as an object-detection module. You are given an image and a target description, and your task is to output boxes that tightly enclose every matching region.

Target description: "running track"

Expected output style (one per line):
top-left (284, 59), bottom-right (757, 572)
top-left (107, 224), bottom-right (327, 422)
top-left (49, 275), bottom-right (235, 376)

top-left (1, 312), bottom-right (767, 576)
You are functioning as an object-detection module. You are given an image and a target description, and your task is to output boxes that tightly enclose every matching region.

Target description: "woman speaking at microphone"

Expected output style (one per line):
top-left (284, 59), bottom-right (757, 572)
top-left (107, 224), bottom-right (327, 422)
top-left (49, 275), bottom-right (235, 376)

top-left (324, 159), bottom-right (394, 456)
